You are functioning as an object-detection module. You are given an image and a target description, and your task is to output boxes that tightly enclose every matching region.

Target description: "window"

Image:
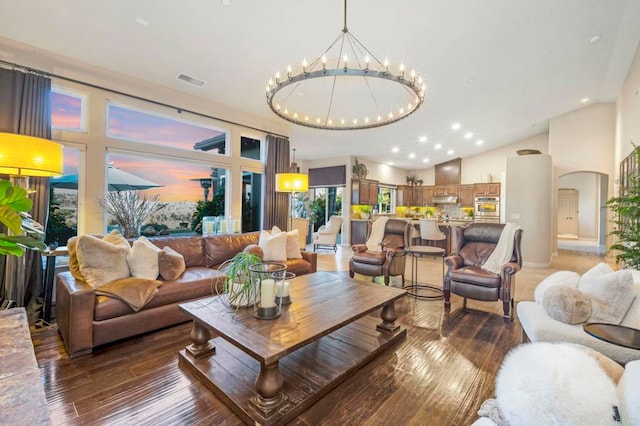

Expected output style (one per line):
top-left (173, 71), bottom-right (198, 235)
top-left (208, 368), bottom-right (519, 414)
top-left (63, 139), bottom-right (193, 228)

top-left (46, 146), bottom-right (81, 246)
top-left (107, 103), bottom-right (228, 155)
top-left (105, 152), bottom-right (229, 235)
top-left (241, 136), bottom-right (261, 160)
top-left (51, 89), bottom-right (86, 132)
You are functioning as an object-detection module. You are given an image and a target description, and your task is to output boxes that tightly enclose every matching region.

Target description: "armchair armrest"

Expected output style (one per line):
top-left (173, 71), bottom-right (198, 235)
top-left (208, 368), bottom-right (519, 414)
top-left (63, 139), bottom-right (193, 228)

top-left (385, 247), bottom-right (405, 261)
top-left (352, 244), bottom-right (367, 253)
top-left (300, 250), bottom-right (318, 273)
top-left (501, 261), bottom-right (521, 276)
top-left (444, 255), bottom-right (463, 271)
top-left (56, 271), bottom-right (96, 358)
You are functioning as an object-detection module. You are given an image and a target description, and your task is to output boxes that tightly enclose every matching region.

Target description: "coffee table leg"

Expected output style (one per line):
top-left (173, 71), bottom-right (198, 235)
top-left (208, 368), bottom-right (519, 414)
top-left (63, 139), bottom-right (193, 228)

top-left (251, 361), bottom-right (285, 416)
top-left (186, 320), bottom-right (216, 358)
top-left (377, 300), bottom-right (400, 333)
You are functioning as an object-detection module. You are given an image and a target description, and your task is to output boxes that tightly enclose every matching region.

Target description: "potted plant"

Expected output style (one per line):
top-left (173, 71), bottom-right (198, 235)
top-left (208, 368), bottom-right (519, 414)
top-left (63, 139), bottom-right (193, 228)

top-left (606, 143), bottom-right (640, 268)
top-left (0, 179), bottom-right (47, 256)
top-left (219, 251), bottom-right (262, 307)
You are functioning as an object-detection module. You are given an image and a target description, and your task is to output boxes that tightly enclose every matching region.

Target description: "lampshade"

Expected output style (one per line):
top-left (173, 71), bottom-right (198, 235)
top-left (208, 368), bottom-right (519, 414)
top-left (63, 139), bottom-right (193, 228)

top-left (275, 173), bottom-right (309, 192)
top-left (0, 133), bottom-right (63, 177)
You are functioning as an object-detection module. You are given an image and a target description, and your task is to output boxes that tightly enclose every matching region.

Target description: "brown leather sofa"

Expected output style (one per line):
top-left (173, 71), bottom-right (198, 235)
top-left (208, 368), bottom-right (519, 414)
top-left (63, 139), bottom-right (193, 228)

top-left (56, 232), bottom-right (317, 357)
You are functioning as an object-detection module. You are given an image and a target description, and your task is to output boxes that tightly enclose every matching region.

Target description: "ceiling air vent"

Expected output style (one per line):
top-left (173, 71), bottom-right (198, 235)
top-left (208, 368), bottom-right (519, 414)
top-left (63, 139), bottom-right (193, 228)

top-left (176, 73), bottom-right (206, 88)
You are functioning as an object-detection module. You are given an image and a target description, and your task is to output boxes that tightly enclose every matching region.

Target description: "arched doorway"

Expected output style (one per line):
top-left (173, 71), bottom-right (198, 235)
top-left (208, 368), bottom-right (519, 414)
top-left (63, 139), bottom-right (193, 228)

top-left (556, 171), bottom-right (608, 255)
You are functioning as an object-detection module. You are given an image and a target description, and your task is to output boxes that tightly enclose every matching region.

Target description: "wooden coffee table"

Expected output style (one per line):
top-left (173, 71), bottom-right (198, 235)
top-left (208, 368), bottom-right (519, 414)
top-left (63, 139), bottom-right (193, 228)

top-left (178, 271), bottom-right (407, 425)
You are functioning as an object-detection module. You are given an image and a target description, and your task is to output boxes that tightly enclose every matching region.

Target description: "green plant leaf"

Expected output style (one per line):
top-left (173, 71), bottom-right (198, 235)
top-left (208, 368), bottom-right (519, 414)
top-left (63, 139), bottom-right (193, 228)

top-left (0, 205), bottom-right (23, 234)
top-left (0, 183), bottom-right (32, 212)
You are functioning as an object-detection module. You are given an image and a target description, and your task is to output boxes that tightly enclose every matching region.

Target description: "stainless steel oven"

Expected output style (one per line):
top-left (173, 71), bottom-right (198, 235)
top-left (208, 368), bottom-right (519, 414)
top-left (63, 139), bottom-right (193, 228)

top-left (474, 196), bottom-right (500, 222)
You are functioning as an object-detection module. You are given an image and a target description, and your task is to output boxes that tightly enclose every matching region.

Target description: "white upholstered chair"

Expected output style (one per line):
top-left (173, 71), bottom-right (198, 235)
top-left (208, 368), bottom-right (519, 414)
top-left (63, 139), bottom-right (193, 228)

top-left (312, 215), bottom-right (343, 252)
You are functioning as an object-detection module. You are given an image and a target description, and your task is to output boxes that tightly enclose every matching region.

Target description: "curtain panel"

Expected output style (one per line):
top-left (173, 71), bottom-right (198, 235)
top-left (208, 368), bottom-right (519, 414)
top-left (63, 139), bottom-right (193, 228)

top-left (264, 135), bottom-right (290, 230)
top-left (0, 68), bottom-right (52, 322)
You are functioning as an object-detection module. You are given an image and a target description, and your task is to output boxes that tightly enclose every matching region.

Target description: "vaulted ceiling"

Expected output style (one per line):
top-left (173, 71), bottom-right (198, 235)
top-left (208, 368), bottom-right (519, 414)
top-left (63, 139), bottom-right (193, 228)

top-left (1, 0), bottom-right (639, 168)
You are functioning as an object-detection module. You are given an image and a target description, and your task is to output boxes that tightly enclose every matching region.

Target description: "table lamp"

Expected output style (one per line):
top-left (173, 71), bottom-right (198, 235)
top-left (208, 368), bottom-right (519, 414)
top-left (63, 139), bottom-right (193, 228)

top-left (275, 149), bottom-right (308, 231)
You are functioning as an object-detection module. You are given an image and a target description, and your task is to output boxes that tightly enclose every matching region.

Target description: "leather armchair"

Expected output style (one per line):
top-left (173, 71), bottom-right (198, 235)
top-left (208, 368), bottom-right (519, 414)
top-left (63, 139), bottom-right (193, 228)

top-left (444, 223), bottom-right (523, 321)
top-left (349, 219), bottom-right (410, 285)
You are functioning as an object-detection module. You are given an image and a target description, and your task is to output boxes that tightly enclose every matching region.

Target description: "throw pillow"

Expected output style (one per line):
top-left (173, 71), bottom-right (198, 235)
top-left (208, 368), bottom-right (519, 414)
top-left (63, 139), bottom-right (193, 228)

top-left (258, 230), bottom-right (287, 262)
top-left (542, 286), bottom-right (591, 325)
top-left (158, 246), bottom-right (186, 281)
top-left (582, 262), bottom-right (615, 280)
top-left (75, 232), bottom-right (131, 288)
top-left (95, 277), bottom-right (163, 312)
top-left (272, 226), bottom-right (302, 259)
top-left (127, 236), bottom-right (161, 280)
top-left (496, 343), bottom-right (619, 426)
top-left (534, 270), bottom-right (580, 304)
top-left (243, 244), bottom-right (264, 259)
top-left (579, 270), bottom-right (636, 324)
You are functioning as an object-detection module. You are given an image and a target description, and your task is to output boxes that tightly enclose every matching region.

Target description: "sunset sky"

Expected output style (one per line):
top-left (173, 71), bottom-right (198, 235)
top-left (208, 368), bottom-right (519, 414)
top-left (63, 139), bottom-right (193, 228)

top-left (51, 92), bottom-right (227, 201)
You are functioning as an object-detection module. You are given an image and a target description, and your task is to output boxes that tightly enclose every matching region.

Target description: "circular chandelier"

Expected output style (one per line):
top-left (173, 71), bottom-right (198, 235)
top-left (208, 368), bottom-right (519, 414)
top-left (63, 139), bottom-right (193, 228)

top-left (265, 0), bottom-right (426, 131)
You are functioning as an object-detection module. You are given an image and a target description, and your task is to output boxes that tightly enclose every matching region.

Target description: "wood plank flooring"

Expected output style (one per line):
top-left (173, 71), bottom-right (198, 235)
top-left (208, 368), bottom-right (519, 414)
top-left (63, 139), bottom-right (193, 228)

top-left (30, 247), bottom-right (606, 425)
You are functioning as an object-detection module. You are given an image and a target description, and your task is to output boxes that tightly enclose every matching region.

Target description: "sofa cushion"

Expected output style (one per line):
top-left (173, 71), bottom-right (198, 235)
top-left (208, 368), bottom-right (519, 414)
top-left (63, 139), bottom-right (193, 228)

top-left (127, 236), bottom-right (161, 280)
top-left (534, 270), bottom-right (581, 304)
top-left (543, 286), bottom-right (591, 325)
top-left (148, 235), bottom-right (204, 268)
top-left (204, 232), bottom-right (260, 268)
top-left (451, 266), bottom-right (500, 288)
top-left (76, 231), bottom-right (131, 288)
top-left (158, 246), bottom-right (186, 281)
top-left (579, 270), bottom-right (635, 324)
top-left (95, 267), bottom-right (223, 320)
top-left (582, 262), bottom-right (615, 280)
top-left (95, 277), bottom-right (162, 312)
top-left (352, 251), bottom-right (386, 266)
top-left (259, 230), bottom-right (287, 262)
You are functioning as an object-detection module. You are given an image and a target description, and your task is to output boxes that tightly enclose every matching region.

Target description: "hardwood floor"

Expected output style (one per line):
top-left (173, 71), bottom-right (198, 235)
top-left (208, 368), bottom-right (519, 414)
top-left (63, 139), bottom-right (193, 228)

top-left (31, 247), bottom-right (606, 425)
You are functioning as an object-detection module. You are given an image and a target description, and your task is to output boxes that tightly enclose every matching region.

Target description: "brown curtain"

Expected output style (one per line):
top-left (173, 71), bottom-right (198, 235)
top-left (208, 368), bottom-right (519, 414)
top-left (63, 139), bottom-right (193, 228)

top-left (264, 134), bottom-right (290, 230)
top-left (0, 68), bottom-right (52, 322)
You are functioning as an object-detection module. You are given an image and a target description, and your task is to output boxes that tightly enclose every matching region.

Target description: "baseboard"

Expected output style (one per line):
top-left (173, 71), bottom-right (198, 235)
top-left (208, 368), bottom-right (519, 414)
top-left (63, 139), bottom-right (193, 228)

top-left (523, 260), bottom-right (551, 268)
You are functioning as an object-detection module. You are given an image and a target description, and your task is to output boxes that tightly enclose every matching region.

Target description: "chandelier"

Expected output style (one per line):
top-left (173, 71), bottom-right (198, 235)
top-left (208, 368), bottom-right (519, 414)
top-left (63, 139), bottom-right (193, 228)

top-left (265, 0), bottom-right (426, 131)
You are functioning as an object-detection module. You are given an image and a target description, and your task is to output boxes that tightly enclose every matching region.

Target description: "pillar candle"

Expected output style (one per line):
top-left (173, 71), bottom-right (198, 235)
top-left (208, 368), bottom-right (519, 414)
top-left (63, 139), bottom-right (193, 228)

top-left (260, 279), bottom-right (276, 308)
top-left (219, 220), bottom-right (228, 233)
top-left (232, 219), bottom-right (241, 233)
top-left (275, 281), bottom-right (290, 297)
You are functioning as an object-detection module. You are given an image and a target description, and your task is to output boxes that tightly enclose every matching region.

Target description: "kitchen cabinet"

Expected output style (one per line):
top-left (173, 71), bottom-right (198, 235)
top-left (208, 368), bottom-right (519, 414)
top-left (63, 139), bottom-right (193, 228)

top-left (352, 179), bottom-right (379, 205)
top-left (474, 183), bottom-right (500, 197)
top-left (459, 185), bottom-right (475, 206)
top-left (396, 185), bottom-right (412, 206)
top-left (423, 186), bottom-right (434, 205)
top-left (350, 220), bottom-right (369, 245)
top-left (434, 185), bottom-right (459, 197)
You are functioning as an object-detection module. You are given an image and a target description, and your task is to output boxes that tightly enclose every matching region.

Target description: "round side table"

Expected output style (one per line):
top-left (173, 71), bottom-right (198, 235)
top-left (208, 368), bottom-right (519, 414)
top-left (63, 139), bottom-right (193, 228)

top-left (403, 245), bottom-right (445, 300)
top-left (583, 322), bottom-right (640, 350)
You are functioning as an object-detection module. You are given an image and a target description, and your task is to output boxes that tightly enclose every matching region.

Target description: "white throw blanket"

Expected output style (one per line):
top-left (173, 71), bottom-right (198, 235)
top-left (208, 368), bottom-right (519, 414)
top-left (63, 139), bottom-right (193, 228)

top-left (366, 217), bottom-right (389, 252)
top-left (482, 222), bottom-right (521, 274)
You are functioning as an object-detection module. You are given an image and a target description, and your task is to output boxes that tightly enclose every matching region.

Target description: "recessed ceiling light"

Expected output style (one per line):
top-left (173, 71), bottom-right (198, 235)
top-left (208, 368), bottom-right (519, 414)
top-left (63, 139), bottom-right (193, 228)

top-left (135, 17), bottom-right (150, 27)
top-left (435, 143), bottom-right (442, 150)
top-left (447, 149), bottom-right (455, 155)
top-left (388, 162), bottom-right (394, 166)
top-left (391, 147), bottom-right (399, 153)
top-left (581, 97), bottom-right (590, 103)
top-left (589, 35), bottom-right (601, 45)
top-left (409, 153), bottom-right (416, 158)
top-left (476, 139), bottom-right (484, 145)
top-left (464, 132), bottom-right (473, 139)
top-left (422, 158), bottom-right (429, 163)
top-left (419, 136), bottom-right (427, 143)
top-left (451, 122), bottom-right (461, 130)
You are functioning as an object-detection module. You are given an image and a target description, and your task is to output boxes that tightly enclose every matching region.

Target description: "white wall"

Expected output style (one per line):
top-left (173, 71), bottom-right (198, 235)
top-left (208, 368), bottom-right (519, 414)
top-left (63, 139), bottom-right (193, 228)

top-left (409, 133), bottom-right (549, 185)
top-left (615, 41), bottom-right (640, 166)
top-left (557, 172), bottom-right (599, 239)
